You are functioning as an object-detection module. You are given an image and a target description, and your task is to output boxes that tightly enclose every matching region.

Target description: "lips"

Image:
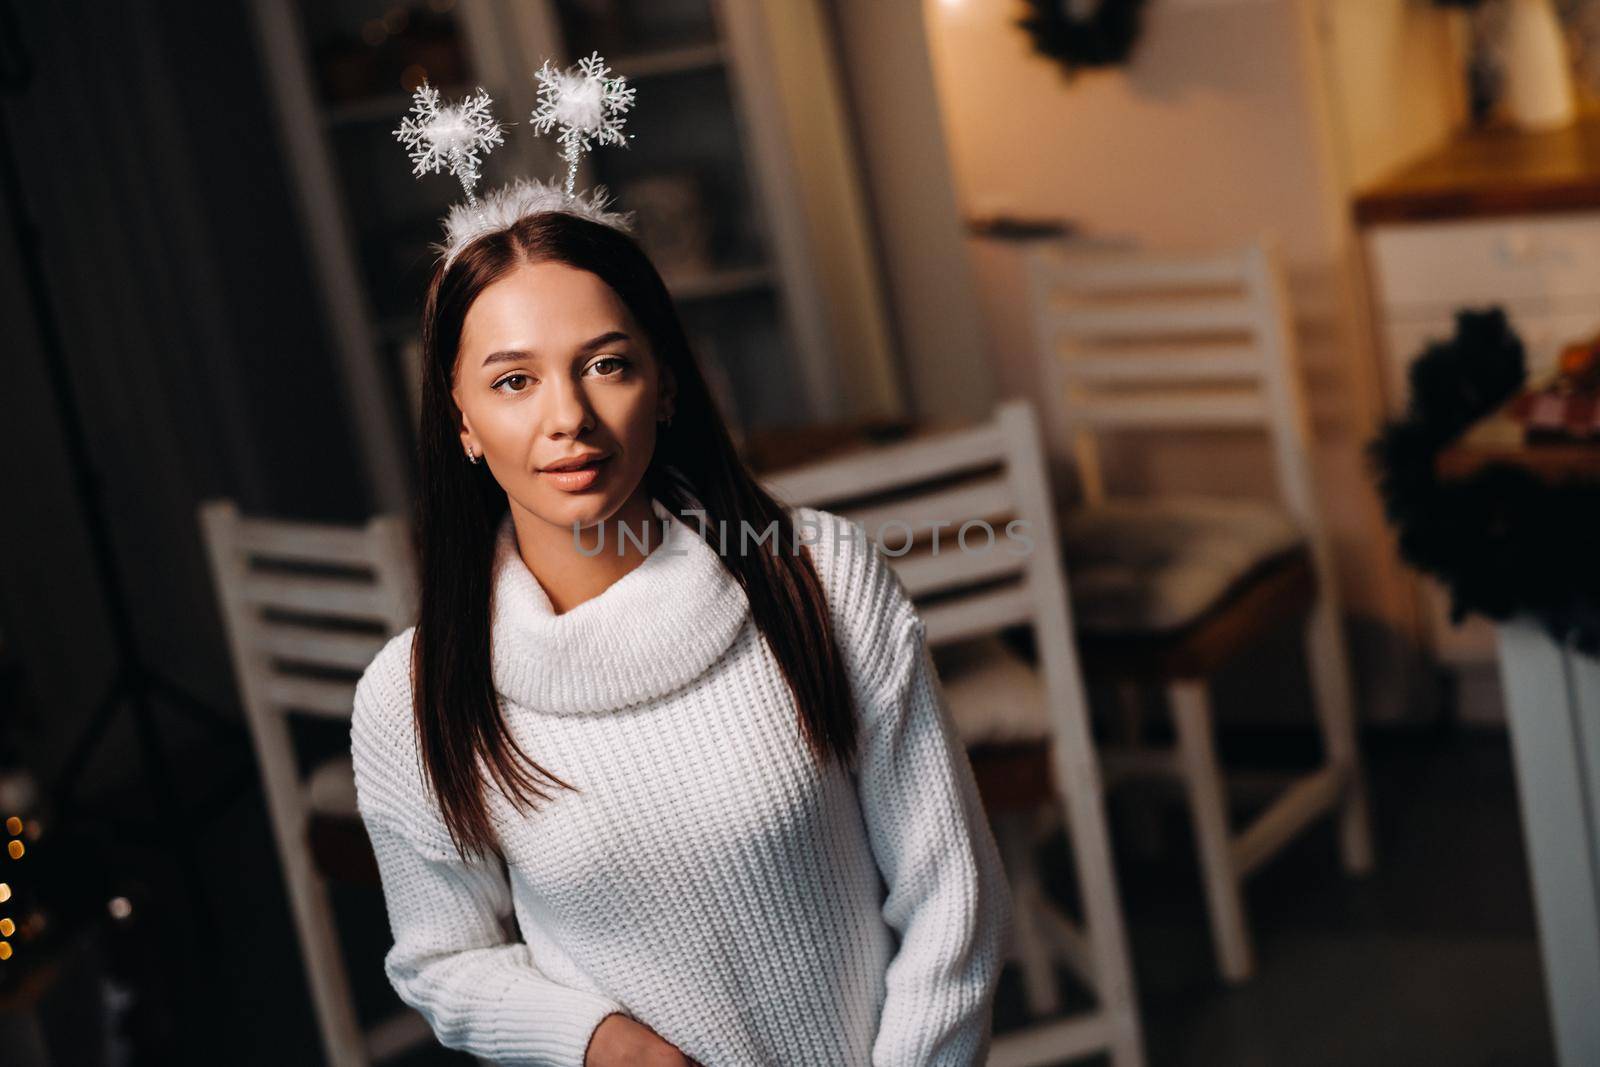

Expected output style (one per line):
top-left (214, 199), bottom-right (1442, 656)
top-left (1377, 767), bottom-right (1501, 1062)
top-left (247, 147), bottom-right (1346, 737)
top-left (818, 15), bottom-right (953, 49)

top-left (540, 452), bottom-right (610, 492)
top-left (541, 452), bottom-right (609, 473)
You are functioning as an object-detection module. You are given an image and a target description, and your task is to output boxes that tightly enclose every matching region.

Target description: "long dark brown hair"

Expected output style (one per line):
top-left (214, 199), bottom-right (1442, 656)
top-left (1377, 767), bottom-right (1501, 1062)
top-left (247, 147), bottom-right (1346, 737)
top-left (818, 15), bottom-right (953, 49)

top-left (411, 210), bottom-right (856, 862)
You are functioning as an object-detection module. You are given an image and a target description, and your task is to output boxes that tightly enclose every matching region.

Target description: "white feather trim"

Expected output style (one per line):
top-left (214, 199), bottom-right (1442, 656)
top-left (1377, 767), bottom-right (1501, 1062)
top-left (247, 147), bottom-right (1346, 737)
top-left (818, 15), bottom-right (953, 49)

top-left (433, 176), bottom-right (637, 269)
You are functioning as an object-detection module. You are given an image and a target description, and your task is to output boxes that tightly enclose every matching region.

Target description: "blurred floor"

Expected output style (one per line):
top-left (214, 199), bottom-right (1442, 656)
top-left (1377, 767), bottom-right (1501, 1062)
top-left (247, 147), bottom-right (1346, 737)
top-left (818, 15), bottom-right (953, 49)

top-left (78, 725), bottom-right (1552, 1066)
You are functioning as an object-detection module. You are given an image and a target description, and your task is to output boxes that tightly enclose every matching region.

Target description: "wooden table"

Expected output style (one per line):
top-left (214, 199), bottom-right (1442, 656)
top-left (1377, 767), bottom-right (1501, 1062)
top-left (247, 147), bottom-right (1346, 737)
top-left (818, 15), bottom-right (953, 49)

top-left (1437, 399), bottom-right (1600, 483)
top-left (1355, 112), bottom-right (1600, 225)
top-left (1439, 413), bottom-right (1600, 1067)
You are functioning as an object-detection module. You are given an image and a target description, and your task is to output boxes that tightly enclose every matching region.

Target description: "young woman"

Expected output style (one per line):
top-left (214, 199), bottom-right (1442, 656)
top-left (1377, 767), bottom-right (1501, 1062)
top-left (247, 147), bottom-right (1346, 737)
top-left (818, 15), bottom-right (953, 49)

top-left (350, 206), bottom-right (1012, 1067)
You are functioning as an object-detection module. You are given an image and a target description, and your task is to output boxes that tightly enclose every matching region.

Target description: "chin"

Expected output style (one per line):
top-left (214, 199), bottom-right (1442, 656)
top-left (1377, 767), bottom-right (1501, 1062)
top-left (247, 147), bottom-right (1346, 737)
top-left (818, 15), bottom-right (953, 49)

top-left (534, 489), bottom-right (624, 531)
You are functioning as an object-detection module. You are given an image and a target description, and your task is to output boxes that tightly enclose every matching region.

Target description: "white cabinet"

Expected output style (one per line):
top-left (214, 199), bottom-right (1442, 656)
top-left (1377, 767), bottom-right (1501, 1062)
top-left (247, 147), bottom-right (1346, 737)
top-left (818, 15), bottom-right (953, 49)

top-left (1368, 213), bottom-right (1600, 311)
top-left (1365, 211), bottom-right (1600, 691)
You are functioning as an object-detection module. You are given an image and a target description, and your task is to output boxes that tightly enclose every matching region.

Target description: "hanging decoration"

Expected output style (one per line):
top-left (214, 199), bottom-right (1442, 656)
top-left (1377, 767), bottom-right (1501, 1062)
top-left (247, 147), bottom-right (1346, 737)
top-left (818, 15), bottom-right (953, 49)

top-left (1017, 0), bottom-right (1148, 76)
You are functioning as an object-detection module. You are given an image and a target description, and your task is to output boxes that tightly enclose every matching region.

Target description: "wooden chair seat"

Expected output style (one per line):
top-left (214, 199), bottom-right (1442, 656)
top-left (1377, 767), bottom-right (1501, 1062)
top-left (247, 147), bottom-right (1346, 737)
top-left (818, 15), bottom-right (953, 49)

top-left (1061, 496), bottom-right (1305, 634)
top-left (968, 741), bottom-right (1055, 815)
top-left (309, 812), bottom-right (382, 885)
top-left (1077, 546), bottom-right (1316, 682)
top-left (929, 632), bottom-right (1057, 816)
top-left (958, 547), bottom-right (1313, 819)
top-left (304, 755), bottom-right (381, 884)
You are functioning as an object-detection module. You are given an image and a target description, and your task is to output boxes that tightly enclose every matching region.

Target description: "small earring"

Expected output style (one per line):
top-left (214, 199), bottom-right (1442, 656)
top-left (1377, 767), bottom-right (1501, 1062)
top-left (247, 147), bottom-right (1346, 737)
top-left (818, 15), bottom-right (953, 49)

top-left (465, 446), bottom-right (481, 465)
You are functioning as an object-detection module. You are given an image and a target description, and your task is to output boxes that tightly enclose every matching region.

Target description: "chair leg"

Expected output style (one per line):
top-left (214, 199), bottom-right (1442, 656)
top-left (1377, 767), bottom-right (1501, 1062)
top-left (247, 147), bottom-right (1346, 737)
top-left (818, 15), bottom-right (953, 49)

top-left (1304, 596), bottom-right (1376, 876)
top-left (265, 799), bottom-right (371, 1067)
top-left (281, 847), bottom-right (371, 1067)
top-left (1109, 1019), bottom-right (1147, 1067)
top-left (1168, 681), bottom-right (1255, 984)
top-left (995, 810), bottom-right (1063, 1017)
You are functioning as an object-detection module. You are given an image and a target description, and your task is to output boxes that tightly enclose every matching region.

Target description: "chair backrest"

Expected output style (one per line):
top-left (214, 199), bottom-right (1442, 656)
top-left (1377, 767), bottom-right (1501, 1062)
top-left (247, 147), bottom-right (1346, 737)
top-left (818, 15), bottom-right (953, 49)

top-left (1025, 236), bottom-right (1322, 535)
top-left (760, 399), bottom-right (1090, 735)
top-left (198, 500), bottom-right (416, 764)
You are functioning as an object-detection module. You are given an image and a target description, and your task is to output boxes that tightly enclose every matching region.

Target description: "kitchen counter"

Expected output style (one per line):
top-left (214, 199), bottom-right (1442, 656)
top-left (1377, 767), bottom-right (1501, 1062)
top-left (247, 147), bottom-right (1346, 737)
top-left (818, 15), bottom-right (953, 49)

top-left (1354, 113), bottom-right (1600, 225)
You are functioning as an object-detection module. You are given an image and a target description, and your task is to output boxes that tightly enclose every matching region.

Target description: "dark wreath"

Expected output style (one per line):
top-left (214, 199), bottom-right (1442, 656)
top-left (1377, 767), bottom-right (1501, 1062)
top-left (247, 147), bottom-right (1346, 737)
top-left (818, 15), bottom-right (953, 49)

top-left (1017, 0), bottom-right (1148, 74)
top-left (1369, 308), bottom-right (1600, 655)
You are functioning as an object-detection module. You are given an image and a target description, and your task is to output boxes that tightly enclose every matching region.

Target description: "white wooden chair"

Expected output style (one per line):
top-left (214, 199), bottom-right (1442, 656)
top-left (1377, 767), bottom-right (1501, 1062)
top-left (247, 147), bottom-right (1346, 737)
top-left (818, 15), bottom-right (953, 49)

top-left (1024, 236), bottom-right (1376, 983)
top-left (761, 399), bottom-right (1145, 1067)
top-left (198, 501), bottom-right (429, 1067)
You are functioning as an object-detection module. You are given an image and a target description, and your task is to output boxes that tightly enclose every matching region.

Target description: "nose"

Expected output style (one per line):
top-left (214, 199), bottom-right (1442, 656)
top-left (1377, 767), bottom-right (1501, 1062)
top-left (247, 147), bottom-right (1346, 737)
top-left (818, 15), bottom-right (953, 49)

top-left (543, 374), bottom-right (595, 440)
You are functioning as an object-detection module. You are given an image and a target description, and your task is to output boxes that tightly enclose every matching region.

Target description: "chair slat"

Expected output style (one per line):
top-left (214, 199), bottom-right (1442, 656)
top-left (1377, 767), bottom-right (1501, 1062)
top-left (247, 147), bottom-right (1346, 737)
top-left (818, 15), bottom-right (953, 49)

top-left (241, 573), bottom-right (394, 621)
top-left (1061, 390), bottom-right (1268, 428)
top-left (235, 519), bottom-right (387, 567)
top-left (890, 541), bottom-right (1030, 599)
top-left (834, 474), bottom-right (1015, 540)
top-left (259, 623), bottom-right (388, 672)
top-left (921, 585), bottom-right (1035, 646)
top-left (263, 675), bottom-right (358, 719)
top-left (761, 422), bottom-right (1006, 507)
top-left (1044, 299), bottom-right (1257, 341)
top-left (1054, 346), bottom-right (1263, 384)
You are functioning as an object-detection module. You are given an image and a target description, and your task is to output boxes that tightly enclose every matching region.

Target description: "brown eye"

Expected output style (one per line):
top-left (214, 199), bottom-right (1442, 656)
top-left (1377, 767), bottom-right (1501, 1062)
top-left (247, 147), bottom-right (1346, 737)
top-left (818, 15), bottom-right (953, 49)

top-left (494, 373), bottom-right (532, 394)
top-left (589, 356), bottom-right (629, 377)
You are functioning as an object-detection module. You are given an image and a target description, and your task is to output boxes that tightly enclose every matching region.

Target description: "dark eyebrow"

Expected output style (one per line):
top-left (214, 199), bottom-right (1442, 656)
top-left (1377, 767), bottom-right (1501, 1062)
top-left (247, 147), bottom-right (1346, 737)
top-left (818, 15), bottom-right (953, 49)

top-left (480, 330), bottom-right (632, 368)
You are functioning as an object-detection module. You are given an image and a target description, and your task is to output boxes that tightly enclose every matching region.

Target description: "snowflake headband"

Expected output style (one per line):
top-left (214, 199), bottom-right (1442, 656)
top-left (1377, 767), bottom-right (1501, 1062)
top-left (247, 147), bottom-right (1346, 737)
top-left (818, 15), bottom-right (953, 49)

top-left (393, 51), bottom-right (638, 269)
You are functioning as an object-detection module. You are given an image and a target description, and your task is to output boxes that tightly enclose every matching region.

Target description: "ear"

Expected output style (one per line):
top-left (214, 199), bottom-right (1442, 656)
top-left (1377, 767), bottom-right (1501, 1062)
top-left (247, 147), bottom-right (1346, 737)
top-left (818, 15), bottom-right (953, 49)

top-left (456, 407), bottom-right (479, 460)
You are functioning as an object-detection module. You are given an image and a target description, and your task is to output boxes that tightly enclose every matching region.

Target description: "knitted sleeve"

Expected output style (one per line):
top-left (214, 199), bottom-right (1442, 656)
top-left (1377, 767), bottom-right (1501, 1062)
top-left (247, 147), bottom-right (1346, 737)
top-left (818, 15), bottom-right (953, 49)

top-left (857, 610), bottom-right (1014, 1066)
top-left (350, 636), bottom-right (629, 1067)
top-left (802, 509), bottom-right (1015, 1065)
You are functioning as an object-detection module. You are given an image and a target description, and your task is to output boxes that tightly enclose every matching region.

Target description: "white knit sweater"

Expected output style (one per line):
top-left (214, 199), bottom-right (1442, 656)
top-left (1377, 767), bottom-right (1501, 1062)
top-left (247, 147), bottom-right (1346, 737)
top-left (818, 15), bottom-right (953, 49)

top-left (350, 498), bottom-right (1013, 1066)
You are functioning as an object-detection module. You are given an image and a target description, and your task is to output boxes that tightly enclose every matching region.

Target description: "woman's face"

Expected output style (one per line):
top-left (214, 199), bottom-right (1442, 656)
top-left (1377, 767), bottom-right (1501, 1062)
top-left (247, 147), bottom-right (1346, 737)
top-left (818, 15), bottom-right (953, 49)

top-left (452, 259), bottom-right (674, 533)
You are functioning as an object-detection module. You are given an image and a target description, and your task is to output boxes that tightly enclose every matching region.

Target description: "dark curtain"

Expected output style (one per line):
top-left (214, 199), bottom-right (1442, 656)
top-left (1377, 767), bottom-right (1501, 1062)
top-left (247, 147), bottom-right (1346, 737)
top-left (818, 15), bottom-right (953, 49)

top-left (0, 0), bottom-right (368, 795)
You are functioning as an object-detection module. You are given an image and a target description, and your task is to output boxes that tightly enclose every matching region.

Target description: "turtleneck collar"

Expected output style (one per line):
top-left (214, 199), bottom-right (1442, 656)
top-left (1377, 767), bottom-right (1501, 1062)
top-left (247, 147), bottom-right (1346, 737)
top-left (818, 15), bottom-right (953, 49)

top-left (489, 497), bottom-right (751, 714)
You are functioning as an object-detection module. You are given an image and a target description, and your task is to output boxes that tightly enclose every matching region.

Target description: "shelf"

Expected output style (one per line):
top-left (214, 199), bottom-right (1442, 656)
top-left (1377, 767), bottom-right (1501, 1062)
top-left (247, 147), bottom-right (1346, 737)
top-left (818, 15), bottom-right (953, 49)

top-left (609, 42), bottom-right (724, 80)
top-left (664, 265), bottom-right (772, 302)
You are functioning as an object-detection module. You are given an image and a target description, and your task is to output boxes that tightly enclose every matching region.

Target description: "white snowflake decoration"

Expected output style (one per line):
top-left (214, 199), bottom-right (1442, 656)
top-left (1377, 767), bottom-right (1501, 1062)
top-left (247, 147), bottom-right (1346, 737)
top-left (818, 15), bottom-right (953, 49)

top-left (529, 51), bottom-right (636, 197)
top-left (393, 84), bottom-right (506, 205)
